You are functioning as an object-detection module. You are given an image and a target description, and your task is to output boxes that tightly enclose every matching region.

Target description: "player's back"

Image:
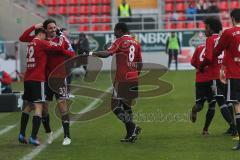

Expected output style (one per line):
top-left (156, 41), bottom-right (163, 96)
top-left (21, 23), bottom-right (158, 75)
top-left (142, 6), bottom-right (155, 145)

top-left (219, 26), bottom-right (240, 78)
top-left (24, 38), bottom-right (48, 82)
top-left (191, 44), bottom-right (211, 82)
top-left (205, 34), bottom-right (224, 80)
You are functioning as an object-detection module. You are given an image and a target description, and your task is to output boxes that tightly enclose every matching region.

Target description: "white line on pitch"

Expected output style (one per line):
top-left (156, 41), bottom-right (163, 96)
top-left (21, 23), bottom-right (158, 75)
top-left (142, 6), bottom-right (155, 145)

top-left (20, 87), bottom-right (112, 160)
top-left (0, 124), bottom-right (17, 136)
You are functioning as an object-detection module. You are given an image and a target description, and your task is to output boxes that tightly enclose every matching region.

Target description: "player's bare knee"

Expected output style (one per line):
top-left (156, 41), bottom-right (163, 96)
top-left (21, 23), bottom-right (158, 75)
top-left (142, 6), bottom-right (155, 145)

top-left (61, 111), bottom-right (69, 121)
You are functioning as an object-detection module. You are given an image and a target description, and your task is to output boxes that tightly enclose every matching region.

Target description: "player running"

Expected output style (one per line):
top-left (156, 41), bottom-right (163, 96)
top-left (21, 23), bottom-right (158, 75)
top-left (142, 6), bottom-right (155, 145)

top-left (214, 9), bottom-right (240, 150)
top-left (86, 23), bottom-right (142, 142)
top-left (190, 44), bottom-right (216, 135)
top-left (18, 24), bottom-right (67, 146)
top-left (191, 17), bottom-right (237, 136)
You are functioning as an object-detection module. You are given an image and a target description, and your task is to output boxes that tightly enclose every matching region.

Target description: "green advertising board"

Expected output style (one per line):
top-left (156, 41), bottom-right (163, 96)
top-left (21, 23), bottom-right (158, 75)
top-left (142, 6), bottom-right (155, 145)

top-left (71, 30), bottom-right (206, 52)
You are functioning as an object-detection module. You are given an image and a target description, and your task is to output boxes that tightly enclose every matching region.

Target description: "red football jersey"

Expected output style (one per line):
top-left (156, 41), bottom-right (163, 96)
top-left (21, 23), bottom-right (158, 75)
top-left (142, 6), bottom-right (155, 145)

top-left (24, 38), bottom-right (64, 81)
top-left (107, 35), bottom-right (142, 82)
top-left (0, 71), bottom-right (12, 85)
top-left (46, 35), bottom-right (75, 78)
top-left (215, 26), bottom-right (240, 79)
top-left (203, 34), bottom-right (224, 80)
top-left (191, 45), bottom-right (212, 82)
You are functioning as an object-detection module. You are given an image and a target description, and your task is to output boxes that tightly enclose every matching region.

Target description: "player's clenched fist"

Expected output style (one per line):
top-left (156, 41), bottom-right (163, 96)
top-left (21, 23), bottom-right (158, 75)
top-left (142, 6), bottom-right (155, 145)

top-left (34, 23), bottom-right (43, 29)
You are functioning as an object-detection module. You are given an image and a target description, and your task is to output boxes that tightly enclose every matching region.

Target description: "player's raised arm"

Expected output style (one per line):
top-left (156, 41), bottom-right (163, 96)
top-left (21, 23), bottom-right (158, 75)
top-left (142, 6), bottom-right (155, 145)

top-left (89, 40), bottom-right (120, 58)
top-left (41, 39), bottom-right (64, 52)
top-left (19, 23), bottom-right (43, 42)
top-left (90, 50), bottom-right (111, 58)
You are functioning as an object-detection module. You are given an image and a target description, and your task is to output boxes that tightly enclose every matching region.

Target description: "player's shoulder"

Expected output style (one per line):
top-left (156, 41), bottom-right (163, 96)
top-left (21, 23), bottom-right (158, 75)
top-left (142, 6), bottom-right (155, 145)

top-left (222, 27), bottom-right (239, 36)
top-left (195, 44), bottom-right (205, 52)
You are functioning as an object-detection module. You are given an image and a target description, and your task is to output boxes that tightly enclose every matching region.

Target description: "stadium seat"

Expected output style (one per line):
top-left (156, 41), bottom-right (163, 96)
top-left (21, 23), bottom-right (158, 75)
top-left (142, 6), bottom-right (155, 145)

top-left (59, 0), bottom-right (67, 5)
top-left (197, 22), bottom-right (205, 29)
top-left (79, 16), bottom-right (89, 23)
top-left (222, 21), bottom-right (231, 28)
top-left (102, 5), bottom-right (111, 14)
top-left (221, 11), bottom-right (229, 20)
top-left (69, 0), bottom-right (78, 5)
top-left (230, 1), bottom-right (239, 9)
top-left (69, 6), bottom-right (78, 15)
top-left (78, 25), bottom-right (89, 32)
top-left (101, 24), bottom-right (111, 31)
top-left (178, 15), bottom-right (186, 21)
top-left (80, 0), bottom-right (88, 5)
top-left (186, 22), bottom-right (195, 29)
top-left (102, 16), bottom-right (111, 23)
top-left (37, 0), bottom-right (45, 6)
top-left (102, 0), bottom-right (111, 4)
top-left (176, 22), bottom-right (185, 29)
top-left (68, 16), bottom-right (77, 24)
top-left (59, 6), bottom-right (67, 15)
top-left (165, 23), bottom-right (176, 29)
top-left (176, 3), bottom-right (185, 12)
top-left (90, 5), bottom-right (100, 15)
top-left (90, 0), bottom-right (99, 5)
top-left (91, 25), bottom-right (100, 31)
top-left (79, 6), bottom-right (88, 15)
top-left (218, 1), bottom-right (229, 11)
top-left (91, 16), bottom-right (101, 23)
top-left (165, 3), bottom-right (174, 13)
top-left (48, 7), bottom-right (57, 15)
top-left (47, 0), bottom-right (57, 6)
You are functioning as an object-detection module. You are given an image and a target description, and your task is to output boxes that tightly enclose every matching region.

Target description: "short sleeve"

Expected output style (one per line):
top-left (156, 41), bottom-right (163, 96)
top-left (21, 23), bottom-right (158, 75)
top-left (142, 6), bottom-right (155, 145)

top-left (107, 39), bottom-right (121, 55)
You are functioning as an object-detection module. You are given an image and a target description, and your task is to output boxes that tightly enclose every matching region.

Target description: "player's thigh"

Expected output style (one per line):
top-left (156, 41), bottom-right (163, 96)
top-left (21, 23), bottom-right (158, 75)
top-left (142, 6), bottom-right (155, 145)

top-left (45, 82), bottom-right (54, 101)
top-left (23, 81), bottom-right (46, 103)
top-left (195, 82), bottom-right (210, 105)
top-left (33, 102), bottom-right (43, 115)
top-left (113, 81), bottom-right (138, 106)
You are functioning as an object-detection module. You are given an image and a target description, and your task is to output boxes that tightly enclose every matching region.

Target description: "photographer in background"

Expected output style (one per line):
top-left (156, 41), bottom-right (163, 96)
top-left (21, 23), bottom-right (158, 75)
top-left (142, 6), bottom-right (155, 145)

top-left (0, 66), bottom-right (12, 94)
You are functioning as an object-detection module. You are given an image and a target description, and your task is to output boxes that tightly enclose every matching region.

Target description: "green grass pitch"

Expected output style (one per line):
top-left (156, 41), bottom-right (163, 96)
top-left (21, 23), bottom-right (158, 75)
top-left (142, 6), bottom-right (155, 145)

top-left (0, 70), bottom-right (239, 160)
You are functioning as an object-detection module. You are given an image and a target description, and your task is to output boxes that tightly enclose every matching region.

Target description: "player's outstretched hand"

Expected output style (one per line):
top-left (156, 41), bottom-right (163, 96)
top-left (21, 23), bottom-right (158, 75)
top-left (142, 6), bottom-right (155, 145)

top-left (80, 51), bottom-right (93, 56)
top-left (220, 68), bottom-right (227, 84)
top-left (35, 23), bottom-right (43, 29)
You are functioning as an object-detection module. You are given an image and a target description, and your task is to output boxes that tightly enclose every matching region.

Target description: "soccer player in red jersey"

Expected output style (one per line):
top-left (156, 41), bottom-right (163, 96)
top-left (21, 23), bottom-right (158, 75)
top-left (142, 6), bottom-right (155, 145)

top-left (214, 9), bottom-right (240, 150)
top-left (198, 17), bottom-right (237, 136)
top-left (18, 25), bottom-right (66, 146)
top-left (190, 44), bottom-right (216, 135)
top-left (42, 19), bottom-right (75, 145)
top-left (87, 23), bottom-right (142, 142)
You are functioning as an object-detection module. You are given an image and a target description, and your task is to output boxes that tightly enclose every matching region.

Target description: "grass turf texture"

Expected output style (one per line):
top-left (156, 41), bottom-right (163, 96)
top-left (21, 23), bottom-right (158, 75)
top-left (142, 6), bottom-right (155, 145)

top-left (0, 70), bottom-right (239, 160)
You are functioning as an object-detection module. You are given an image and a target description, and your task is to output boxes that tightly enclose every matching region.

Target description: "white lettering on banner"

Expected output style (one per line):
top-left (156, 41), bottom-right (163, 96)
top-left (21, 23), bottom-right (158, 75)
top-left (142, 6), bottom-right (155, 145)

top-left (104, 32), bottom-right (177, 45)
top-left (137, 33), bottom-right (169, 44)
top-left (105, 34), bottom-right (115, 44)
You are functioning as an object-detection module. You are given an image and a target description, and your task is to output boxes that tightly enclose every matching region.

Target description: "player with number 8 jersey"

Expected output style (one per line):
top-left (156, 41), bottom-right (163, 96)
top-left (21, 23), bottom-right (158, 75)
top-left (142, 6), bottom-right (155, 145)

top-left (89, 23), bottom-right (142, 143)
top-left (107, 34), bottom-right (142, 82)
